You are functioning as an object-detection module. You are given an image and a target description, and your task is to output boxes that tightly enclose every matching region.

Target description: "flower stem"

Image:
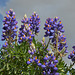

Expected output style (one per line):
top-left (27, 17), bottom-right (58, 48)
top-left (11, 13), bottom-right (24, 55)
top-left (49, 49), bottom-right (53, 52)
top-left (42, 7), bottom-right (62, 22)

top-left (56, 33), bottom-right (58, 52)
top-left (15, 32), bottom-right (18, 46)
top-left (55, 33), bottom-right (60, 59)
top-left (44, 38), bottom-right (50, 50)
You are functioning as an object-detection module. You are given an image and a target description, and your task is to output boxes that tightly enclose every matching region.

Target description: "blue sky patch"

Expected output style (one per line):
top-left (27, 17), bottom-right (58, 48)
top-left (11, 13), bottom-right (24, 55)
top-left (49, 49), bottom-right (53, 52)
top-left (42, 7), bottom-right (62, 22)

top-left (0, 13), bottom-right (4, 48)
top-left (0, 0), bottom-right (10, 7)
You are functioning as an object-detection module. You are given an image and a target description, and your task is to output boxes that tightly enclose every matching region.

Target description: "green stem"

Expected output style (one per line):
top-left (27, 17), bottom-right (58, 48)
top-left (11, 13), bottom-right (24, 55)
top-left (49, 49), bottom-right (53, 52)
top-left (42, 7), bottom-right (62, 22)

top-left (56, 33), bottom-right (58, 52)
top-left (55, 33), bottom-right (59, 59)
top-left (15, 32), bottom-right (17, 46)
top-left (44, 38), bottom-right (50, 50)
top-left (24, 41), bottom-right (26, 51)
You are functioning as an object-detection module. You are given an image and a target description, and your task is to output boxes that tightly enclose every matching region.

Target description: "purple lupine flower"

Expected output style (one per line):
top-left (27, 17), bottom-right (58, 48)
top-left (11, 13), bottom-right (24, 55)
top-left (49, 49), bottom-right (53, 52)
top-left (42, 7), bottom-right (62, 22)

top-left (54, 60), bottom-right (58, 63)
top-left (1, 9), bottom-right (18, 47)
top-left (72, 46), bottom-right (75, 49)
top-left (55, 73), bottom-right (59, 75)
top-left (28, 50), bottom-right (31, 54)
top-left (33, 56), bottom-right (38, 62)
top-left (26, 16), bottom-right (59, 75)
top-left (58, 33), bottom-right (68, 53)
top-left (43, 71), bottom-right (46, 75)
top-left (53, 66), bottom-right (58, 71)
top-left (68, 46), bottom-right (75, 62)
top-left (44, 17), bottom-right (68, 55)
top-left (58, 34), bottom-right (67, 47)
top-left (13, 56), bottom-right (16, 59)
top-left (18, 14), bottom-right (34, 44)
top-left (44, 17), bottom-right (64, 39)
top-left (28, 43), bottom-right (36, 55)
top-left (41, 37), bottom-right (46, 49)
top-left (37, 60), bottom-right (42, 66)
top-left (28, 12), bottom-right (41, 34)
top-left (27, 50), bottom-right (59, 75)
top-left (27, 58), bottom-right (33, 64)
top-left (43, 55), bottom-right (49, 61)
top-left (52, 31), bottom-right (68, 54)
top-left (41, 63), bottom-right (46, 68)
top-left (47, 69), bottom-right (51, 75)
top-left (39, 53), bottom-right (59, 75)
top-left (3, 42), bottom-right (8, 48)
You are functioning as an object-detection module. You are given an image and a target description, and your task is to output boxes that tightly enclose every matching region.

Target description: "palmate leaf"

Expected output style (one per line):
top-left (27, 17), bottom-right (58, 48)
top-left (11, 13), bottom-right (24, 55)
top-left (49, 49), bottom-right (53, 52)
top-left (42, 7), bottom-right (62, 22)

top-left (0, 41), bottom-right (30, 75)
top-left (6, 63), bottom-right (9, 71)
top-left (36, 41), bottom-right (42, 48)
top-left (69, 68), bottom-right (75, 75)
top-left (0, 64), bottom-right (6, 72)
top-left (57, 58), bottom-right (69, 74)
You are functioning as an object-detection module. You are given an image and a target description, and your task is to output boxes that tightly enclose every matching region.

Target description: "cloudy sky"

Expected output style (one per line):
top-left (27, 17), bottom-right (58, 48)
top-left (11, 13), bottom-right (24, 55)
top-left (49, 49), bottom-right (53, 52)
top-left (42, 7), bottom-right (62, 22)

top-left (0, 0), bottom-right (75, 66)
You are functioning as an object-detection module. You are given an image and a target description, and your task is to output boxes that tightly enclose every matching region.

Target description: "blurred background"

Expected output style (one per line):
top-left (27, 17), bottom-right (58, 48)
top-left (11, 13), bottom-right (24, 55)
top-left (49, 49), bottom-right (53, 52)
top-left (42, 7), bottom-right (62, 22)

top-left (0, 0), bottom-right (75, 66)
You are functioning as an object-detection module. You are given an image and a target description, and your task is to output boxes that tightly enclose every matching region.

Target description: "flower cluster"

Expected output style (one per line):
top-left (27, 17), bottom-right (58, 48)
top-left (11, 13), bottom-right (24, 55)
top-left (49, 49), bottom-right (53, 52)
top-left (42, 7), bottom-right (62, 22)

top-left (41, 37), bottom-right (46, 49)
top-left (27, 52), bottom-right (59, 75)
top-left (52, 32), bottom-right (68, 54)
top-left (27, 41), bottom-right (59, 75)
top-left (58, 33), bottom-right (68, 53)
top-left (44, 17), bottom-right (64, 39)
top-left (42, 53), bottom-right (59, 75)
top-left (18, 14), bottom-right (34, 44)
top-left (3, 42), bottom-right (8, 48)
top-left (1, 9), bottom-right (18, 47)
top-left (28, 43), bottom-right (36, 55)
top-left (18, 12), bottom-right (40, 44)
top-left (1, 9), bottom-right (74, 75)
top-left (28, 12), bottom-right (41, 34)
top-left (68, 46), bottom-right (75, 62)
top-left (44, 17), bottom-right (68, 55)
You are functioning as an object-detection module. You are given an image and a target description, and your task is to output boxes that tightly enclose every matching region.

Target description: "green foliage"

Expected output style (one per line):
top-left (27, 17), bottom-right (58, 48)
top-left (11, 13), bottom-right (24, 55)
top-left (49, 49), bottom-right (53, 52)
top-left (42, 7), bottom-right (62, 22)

top-left (0, 38), bottom-right (75, 75)
top-left (0, 39), bottom-right (75, 75)
top-left (69, 68), bottom-right (75, 75)
top-left (57, 58), bottom-right (68, 75)
top-left (0, 41), bottom-right (30, 75)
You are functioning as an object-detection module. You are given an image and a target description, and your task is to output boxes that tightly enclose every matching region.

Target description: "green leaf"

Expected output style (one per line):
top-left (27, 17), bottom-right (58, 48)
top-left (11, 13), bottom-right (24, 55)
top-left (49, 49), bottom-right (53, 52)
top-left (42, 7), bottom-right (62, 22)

top-left (32, 37), bottom-right (36, 46)
top-left (7, 63), bottom-right (9, 70)
top-left (60, 47), bottom-right (65, 54)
